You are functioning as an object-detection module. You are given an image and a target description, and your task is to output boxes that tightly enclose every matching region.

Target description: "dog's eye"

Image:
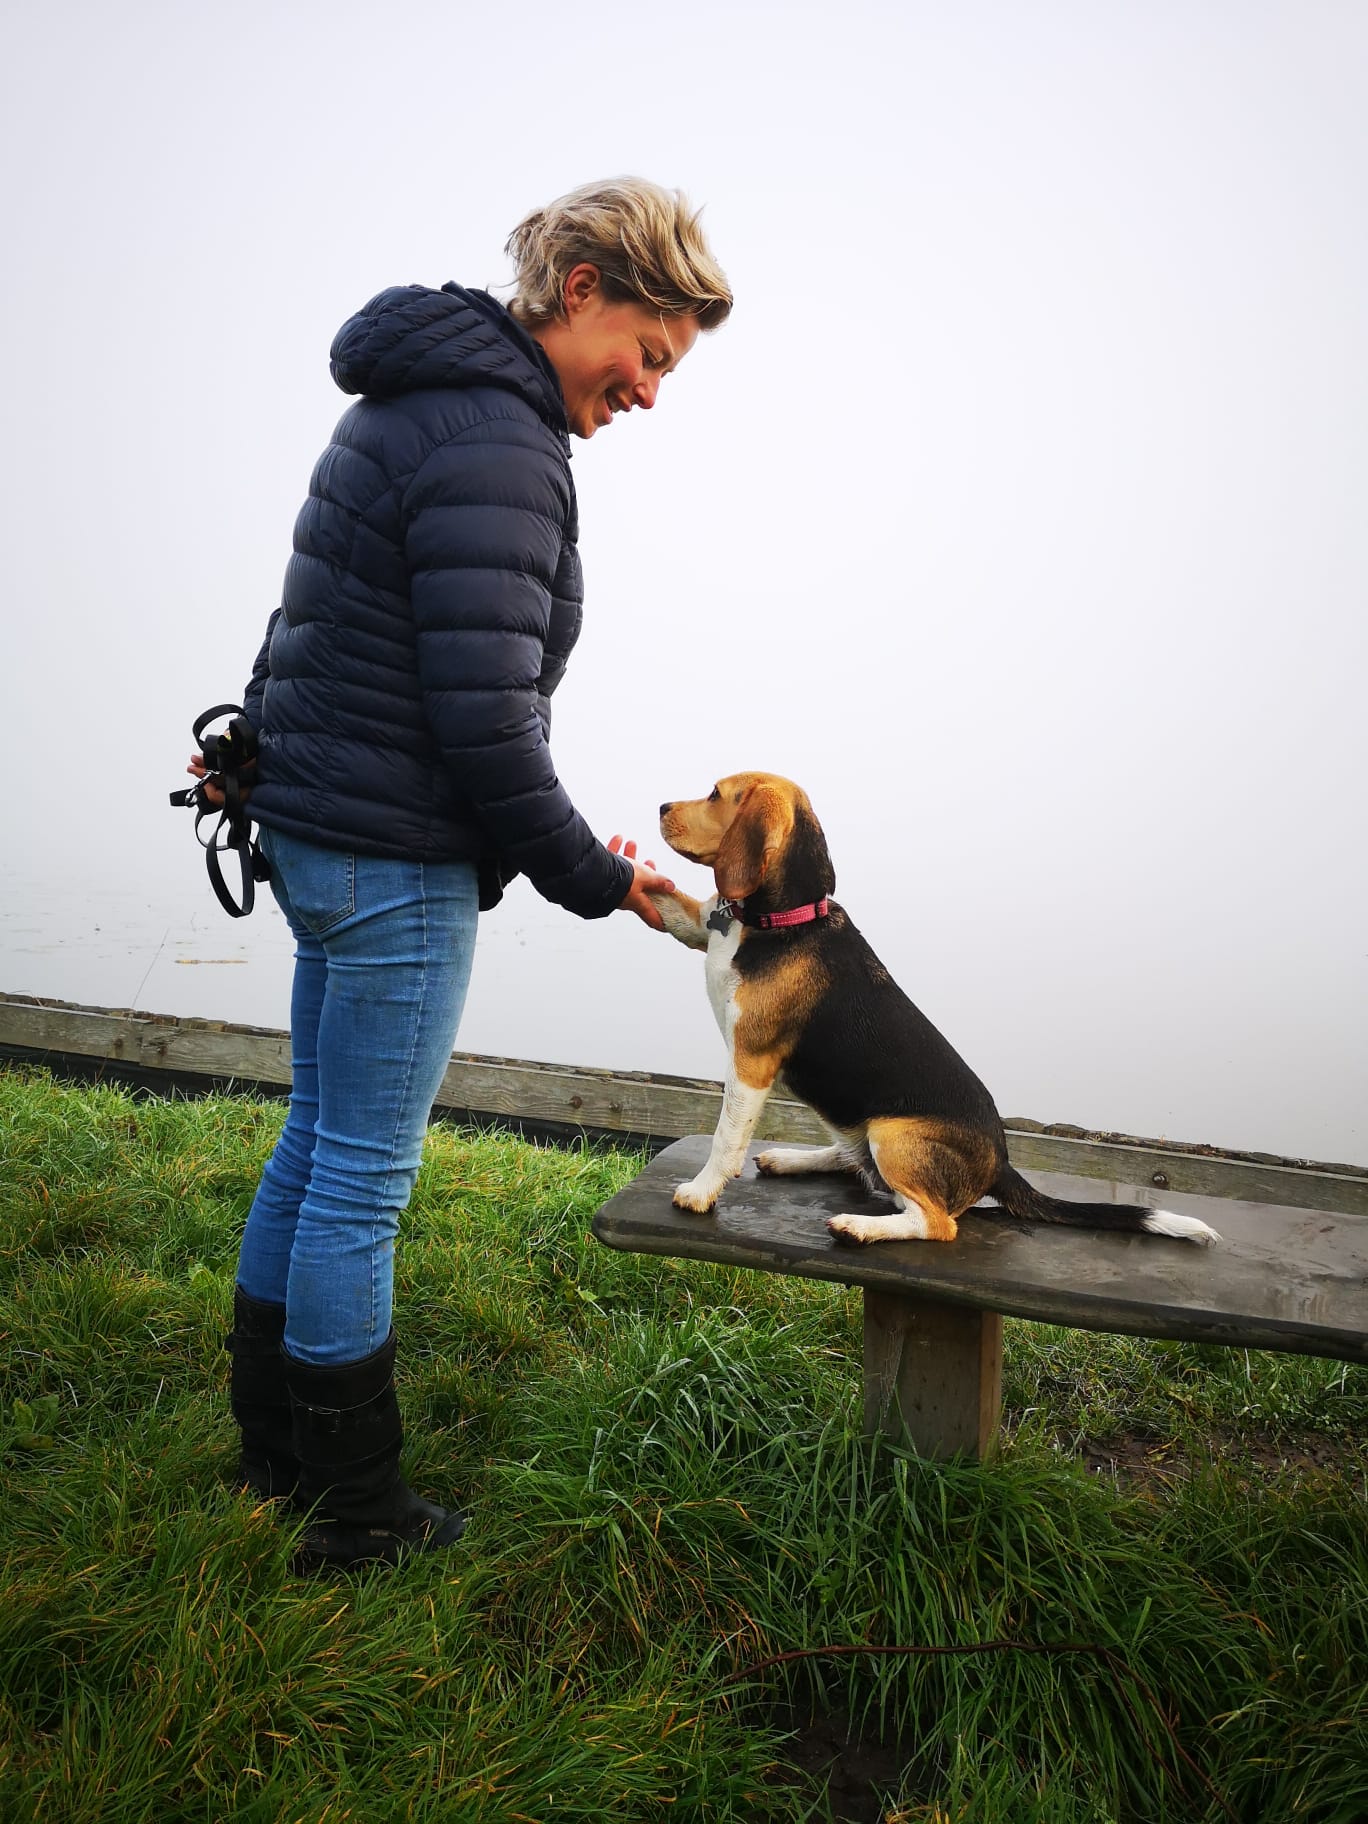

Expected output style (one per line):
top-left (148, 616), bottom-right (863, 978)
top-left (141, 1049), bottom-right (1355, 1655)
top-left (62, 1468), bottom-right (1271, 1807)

top-left (708, 787), bottom-right (720, 802)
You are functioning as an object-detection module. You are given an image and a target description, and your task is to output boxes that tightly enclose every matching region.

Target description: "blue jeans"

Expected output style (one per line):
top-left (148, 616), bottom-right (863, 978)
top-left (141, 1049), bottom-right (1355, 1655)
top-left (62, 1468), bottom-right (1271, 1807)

top-left (236, 827), bottom-right (479, 1365)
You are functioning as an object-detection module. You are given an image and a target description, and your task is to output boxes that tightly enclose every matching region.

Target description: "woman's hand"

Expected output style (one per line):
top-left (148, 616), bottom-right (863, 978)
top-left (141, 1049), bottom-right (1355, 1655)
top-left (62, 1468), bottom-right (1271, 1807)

top-left (186, 753), bottom-right (226, 807)
top-left (607, 834), bottom-right (676, 932)
top-left (186, 752), bottom-right (255, 809)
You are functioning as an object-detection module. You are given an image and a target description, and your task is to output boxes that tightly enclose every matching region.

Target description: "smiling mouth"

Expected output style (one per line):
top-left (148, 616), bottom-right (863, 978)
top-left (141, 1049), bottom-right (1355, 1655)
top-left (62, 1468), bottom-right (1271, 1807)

top-left (590, 394), bottom-right (633, 433)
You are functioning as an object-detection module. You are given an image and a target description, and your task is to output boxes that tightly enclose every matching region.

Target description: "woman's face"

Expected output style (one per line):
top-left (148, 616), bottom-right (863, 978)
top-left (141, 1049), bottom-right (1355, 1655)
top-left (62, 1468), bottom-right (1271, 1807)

top-left (533, 264), bottom-right (701, 439)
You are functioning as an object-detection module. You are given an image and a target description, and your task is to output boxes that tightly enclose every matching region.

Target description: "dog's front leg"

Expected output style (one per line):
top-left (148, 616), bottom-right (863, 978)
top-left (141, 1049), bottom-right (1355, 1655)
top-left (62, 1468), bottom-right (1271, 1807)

top-left (673, 1070), bottom-right (773, 1213)
top-left (653, 887), bottom-right (709, 952)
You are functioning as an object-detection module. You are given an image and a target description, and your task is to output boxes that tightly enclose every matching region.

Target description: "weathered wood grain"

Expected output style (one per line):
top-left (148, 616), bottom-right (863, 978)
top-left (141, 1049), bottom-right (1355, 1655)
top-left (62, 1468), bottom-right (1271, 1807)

top-left (863, 1293), bottom-right (1003, 1458)
top-left (592, 1138), bottom-right (1368, 1365)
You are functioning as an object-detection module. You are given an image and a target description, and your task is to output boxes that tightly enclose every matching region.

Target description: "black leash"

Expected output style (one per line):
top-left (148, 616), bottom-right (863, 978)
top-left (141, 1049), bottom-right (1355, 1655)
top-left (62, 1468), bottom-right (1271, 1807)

top-left (168, 704), bottom-right (269, 918)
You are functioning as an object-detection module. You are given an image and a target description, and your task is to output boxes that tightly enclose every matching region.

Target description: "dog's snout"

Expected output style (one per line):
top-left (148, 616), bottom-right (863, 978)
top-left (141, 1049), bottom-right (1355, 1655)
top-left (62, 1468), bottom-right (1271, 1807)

top-left (659, 802), bottom-right (672, 817)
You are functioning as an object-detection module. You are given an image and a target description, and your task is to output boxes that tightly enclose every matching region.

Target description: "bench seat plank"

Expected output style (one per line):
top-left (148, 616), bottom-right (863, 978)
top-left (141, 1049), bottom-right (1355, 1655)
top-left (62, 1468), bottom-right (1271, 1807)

top-left (592, 1136), bottom-right (1368, 1365)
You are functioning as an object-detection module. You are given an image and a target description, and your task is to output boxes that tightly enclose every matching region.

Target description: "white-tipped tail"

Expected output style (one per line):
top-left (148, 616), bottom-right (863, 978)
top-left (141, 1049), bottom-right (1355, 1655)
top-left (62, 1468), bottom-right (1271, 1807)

top-left (1142, 1209), bottom-right (1222, 1245)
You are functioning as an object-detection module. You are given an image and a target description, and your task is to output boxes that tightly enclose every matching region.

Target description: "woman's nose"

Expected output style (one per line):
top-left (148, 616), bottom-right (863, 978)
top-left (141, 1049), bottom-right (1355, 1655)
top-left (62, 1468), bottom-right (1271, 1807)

top-left (634, 373), bottom-right (660, 409)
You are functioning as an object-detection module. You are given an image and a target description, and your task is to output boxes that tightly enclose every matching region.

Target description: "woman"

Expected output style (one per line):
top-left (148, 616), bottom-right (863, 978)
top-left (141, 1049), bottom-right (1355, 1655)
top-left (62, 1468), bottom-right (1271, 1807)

top-left (205, 178), bottom-right (732, 1569)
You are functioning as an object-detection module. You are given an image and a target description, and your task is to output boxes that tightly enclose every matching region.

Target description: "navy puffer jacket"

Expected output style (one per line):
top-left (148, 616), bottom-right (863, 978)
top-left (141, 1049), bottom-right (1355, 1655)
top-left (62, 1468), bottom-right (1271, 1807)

top-left (241, 283), bottom-right (633, 919)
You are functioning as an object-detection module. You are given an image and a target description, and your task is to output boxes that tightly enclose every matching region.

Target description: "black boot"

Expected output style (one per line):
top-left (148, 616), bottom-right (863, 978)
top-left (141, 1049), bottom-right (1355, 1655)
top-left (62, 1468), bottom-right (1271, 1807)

top-left (284, 1331), bottom-right (466, 1570)
top-left (226, 1286), bottom-right (300, 1499)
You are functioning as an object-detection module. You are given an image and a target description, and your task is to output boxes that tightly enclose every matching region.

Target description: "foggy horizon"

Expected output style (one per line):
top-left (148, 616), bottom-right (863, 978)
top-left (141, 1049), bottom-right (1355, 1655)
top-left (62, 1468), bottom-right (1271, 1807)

top-left (3, 0), bottom-right (1365, 1165)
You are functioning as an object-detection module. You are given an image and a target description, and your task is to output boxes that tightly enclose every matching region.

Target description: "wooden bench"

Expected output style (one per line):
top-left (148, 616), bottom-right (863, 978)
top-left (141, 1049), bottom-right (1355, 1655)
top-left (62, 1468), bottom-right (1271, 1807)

top-left (591, 1135), bottom-right (1368, 1460)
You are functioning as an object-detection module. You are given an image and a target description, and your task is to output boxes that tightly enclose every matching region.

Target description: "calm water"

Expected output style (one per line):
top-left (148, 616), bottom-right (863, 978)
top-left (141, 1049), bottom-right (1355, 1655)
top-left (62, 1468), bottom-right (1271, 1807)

top-left (0, 867), bottom-right (721, 1079)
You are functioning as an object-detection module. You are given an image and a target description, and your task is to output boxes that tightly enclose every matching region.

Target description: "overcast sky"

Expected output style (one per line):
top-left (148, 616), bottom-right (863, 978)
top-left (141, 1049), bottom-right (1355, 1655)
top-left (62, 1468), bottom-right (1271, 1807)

top-left (3, 0), bottom-right (1365, 1163)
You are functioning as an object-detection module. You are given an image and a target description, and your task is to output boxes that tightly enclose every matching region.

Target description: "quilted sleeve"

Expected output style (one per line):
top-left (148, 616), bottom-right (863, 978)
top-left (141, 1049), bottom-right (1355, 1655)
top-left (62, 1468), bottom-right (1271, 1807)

top-left (241, 608), bottom-right (281, 731)
top-left (401, 421), bottom-right (633, 919)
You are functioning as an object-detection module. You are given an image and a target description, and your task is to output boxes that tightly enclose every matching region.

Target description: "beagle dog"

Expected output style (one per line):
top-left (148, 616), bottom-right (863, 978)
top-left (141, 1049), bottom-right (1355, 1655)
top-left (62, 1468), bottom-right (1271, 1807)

top-left (654, 773), bottom-right (1219, 1247)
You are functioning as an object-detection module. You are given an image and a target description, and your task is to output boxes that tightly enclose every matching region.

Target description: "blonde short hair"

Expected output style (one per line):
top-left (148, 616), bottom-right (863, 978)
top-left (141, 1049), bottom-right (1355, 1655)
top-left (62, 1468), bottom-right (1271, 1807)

top-left (506, 177), bottom-right (732, 331)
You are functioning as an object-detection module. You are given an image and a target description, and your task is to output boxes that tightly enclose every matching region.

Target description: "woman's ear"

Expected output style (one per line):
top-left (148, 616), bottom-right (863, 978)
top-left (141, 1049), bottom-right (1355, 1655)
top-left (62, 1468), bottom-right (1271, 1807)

top-left (714, 784), bottom-right (792, 900)
top-left (562, 262), bottom-right (602, 317)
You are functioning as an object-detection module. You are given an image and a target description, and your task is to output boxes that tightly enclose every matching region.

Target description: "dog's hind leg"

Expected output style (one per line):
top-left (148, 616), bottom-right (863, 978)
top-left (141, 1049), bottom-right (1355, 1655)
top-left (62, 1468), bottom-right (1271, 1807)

top-left (827, 1195), bottom-right (956, 1245)
top-left (826, 1117), bottom-right (991, 1246)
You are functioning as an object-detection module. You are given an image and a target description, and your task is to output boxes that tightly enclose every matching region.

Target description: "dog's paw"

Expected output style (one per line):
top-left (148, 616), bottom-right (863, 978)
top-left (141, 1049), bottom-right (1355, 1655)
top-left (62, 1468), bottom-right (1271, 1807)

top-left (673, 1177), bottom-right (721, 1215)
top-left (827, 1210), bottom-right (952, 1244)
top-left (653, 891), bottom-right (709, 951)
top-left (757, 1146), bottom-right (815, 1177)
top-left (826, 1215), bottom-right (875, 1245)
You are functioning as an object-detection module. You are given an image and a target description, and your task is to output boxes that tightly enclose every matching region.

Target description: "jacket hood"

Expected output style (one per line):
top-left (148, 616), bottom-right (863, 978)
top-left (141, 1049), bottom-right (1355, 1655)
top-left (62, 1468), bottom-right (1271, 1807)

top-left (329, 284), bottom-right (568, 433)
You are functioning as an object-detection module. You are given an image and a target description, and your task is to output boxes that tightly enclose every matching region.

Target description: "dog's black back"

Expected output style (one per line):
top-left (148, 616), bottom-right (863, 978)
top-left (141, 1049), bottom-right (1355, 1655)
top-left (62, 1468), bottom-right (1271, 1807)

top-left (741, 907), bottom-right (1005, 1144)
top-left (727, 798), bottom-right (1005, 1144)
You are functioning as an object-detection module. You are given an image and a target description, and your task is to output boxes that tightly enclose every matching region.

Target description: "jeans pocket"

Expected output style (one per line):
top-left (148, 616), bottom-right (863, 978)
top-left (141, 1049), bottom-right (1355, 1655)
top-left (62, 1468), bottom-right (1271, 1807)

top-left (268, 830), bottom-right (356, 936)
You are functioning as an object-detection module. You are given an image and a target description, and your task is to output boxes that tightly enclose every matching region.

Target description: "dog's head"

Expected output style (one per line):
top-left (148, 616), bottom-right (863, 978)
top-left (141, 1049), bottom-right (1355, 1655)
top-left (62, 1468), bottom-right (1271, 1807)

top-left (659, 772), bottom-right (835, 904)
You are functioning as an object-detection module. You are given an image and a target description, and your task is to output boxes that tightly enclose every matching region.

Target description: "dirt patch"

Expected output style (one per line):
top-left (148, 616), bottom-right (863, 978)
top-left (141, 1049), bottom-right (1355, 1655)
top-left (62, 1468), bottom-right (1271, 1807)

top-left (769, 1706), bottom-right (913, 1822)
top-left (1074, 1426), bottom-right (1361, 1488)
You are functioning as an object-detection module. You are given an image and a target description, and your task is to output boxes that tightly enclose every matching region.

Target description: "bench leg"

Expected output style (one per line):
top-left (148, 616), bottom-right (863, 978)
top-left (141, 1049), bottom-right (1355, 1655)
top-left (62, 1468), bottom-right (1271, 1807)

top-left (862, 1290), bottom-right (1003, 1461)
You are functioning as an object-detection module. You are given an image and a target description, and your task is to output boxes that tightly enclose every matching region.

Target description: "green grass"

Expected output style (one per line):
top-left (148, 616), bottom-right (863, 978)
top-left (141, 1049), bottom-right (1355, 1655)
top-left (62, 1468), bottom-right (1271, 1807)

top-left (0, 1064), bottom-right (1365, 1823)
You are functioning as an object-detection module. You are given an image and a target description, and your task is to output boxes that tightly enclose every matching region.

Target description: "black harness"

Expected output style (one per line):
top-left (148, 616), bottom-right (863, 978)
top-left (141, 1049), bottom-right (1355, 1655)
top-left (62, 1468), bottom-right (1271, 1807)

top-left (168, 704), bottom-right (269, 918)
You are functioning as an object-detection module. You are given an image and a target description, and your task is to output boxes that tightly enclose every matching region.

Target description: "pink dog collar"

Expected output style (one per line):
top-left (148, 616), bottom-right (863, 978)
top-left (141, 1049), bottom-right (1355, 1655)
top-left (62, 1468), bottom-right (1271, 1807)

top-left (714, 896), bottom-right (830, 932)
top-left (752, 898), bottom-right (830, 929)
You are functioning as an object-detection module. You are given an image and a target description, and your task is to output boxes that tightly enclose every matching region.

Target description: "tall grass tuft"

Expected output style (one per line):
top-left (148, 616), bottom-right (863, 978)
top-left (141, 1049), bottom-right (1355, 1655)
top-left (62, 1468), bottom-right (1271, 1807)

top-left (0, 1065), bottom-right (1364, 1821)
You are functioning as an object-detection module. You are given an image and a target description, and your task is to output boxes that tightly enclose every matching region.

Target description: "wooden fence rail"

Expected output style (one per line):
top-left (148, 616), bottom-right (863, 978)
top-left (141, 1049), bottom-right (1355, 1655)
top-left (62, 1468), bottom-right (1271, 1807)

top-left (3, 991), bottom-right (1365, 1217)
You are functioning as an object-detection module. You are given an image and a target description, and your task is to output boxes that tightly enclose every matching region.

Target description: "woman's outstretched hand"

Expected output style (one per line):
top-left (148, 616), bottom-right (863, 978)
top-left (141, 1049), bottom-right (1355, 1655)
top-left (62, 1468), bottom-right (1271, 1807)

top-left (607, 834), bottom-right (675, 932)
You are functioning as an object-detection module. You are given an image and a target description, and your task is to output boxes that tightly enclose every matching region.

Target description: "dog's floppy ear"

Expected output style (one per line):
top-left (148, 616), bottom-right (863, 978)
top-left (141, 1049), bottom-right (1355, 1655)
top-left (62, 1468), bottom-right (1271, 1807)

top-left (715, 784), bottom-right (793, 900)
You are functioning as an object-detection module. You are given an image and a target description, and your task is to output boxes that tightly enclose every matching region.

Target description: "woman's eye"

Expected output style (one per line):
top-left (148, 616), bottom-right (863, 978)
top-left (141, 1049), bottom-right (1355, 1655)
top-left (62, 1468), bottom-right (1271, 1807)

top-left (641, 345), bottom-right (664, 369)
